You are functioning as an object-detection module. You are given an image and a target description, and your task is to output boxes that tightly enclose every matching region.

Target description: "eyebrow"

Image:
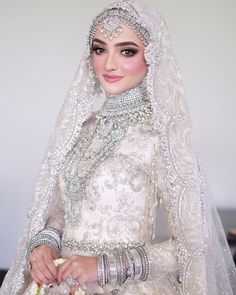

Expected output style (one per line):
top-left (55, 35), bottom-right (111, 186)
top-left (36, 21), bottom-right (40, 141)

top-left (92, 38), bottom-right (139, 48)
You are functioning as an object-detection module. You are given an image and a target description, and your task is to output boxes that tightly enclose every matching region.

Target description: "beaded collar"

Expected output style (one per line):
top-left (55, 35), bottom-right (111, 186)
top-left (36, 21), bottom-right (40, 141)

top-left (99, 83), bottom-right (151, 119)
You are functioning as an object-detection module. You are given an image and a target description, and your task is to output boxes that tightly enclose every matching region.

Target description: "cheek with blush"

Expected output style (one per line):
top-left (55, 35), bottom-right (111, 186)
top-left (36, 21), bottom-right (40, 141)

top-left (121, 55), bottom-right (147, 76)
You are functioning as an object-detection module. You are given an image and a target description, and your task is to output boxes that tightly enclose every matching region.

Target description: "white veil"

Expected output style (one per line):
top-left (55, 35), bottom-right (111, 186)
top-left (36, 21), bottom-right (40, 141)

top-left (1, 0), bottom-right (236, 294)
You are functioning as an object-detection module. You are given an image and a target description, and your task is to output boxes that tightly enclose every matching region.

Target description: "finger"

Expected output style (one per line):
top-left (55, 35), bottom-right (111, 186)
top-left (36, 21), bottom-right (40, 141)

top-left (57, 259), bottom-right (72, 283)
top-left (36, 256), bottom-right (56, 283)
top-left (30, 269), bottom-right (41, 287)
top-left (43, 252), bottom-right (58, 279)
top-left (52, 250), bottom-right (59, 260)
top-left (31, 261), bottom-right (51, 285)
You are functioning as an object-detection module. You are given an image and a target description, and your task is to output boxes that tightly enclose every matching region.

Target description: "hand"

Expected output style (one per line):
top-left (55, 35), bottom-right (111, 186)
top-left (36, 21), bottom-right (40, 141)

top-left (28, 244), bottom-right (59, 286)
top-left (57, 255), bottom-right (97, 286)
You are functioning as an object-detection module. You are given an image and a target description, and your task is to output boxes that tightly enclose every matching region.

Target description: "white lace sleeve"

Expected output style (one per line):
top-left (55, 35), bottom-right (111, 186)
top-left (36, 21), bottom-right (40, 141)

top-left (45, 182), bottom-right (65, 234)
top-left (146, 144), bottom-right (180, 280)
top-left (147, 143), bottom-right (208, 293)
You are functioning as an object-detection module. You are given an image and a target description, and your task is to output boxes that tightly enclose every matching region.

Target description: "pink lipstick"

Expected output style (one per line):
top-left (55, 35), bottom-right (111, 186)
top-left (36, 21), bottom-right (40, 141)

top-left (103, 74), bottom-right (123, 83)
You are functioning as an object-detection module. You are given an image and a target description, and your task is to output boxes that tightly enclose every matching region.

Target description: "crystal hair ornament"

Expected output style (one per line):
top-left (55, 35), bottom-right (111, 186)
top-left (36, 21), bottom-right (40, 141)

top-left (99, 16), bottom-right (123, 40)
top-left (88, 1), bottom-right (151, 48)
top-left (1, 1), bottom-right (236, 294)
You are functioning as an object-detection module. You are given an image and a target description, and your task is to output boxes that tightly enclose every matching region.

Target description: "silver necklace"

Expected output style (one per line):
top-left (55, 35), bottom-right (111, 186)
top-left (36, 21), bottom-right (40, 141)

top-left (63, 84), bottom-right (153, 224)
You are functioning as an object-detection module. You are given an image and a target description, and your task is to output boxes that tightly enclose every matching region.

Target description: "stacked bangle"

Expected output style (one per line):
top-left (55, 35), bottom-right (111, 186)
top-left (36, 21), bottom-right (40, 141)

top-left (136, 246), bottom-right (149, 281)
top-left (97, 255), bottom-right (106, 287)
top-left (130, 248), bottom-right (143, 280)
top-left (97, 245), bottom-right (149, 288)
top-left (27, 227), bottom-right (61, 257)
top-left (107, 252), bottom-right (118, 285)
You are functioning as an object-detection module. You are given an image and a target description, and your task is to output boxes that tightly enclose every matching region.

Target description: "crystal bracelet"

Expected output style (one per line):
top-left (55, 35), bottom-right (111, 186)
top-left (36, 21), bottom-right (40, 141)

top-left (136, 246), bottom-right (149, 281)
top-left (97, 254), bottom-right (105, 287)
top-left (27, 228), bottom-right (61, 257)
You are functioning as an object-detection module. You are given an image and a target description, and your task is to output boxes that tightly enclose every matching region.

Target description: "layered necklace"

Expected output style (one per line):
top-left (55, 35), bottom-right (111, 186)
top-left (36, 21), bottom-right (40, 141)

top-left (63, 84), bottom-right (153, 225)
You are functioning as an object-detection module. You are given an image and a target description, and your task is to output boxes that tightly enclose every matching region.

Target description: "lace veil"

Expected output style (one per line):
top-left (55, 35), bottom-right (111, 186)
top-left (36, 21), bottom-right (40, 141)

top-left (1, 0), bottom-right (236, 294)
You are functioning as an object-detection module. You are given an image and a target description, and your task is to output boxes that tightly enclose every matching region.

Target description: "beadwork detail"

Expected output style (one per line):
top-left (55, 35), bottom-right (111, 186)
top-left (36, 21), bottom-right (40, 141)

top-left (2, 1), bottom-right (236, 294)
top-left (88, 3), bottom-right (150, 46)
top-left (63, 84), bottom-right (152, 225)
top-left (99, 16), bottom-right (123, 40)
top-left (62, 236), bottom-right (143, 255)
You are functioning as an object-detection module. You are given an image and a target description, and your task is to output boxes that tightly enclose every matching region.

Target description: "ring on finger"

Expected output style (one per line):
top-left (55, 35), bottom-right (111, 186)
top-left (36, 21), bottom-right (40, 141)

top-left (66, 275), bottom-right (79, 287)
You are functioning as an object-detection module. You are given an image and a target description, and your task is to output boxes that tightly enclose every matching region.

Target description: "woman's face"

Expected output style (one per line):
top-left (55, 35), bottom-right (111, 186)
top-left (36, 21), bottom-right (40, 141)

top-left (91, 24), bottom-right (148, 95)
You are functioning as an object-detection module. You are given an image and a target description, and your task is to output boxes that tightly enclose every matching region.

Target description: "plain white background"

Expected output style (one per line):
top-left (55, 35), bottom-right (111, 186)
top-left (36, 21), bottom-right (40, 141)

top-left (0, 0), bottom-right (235, 268)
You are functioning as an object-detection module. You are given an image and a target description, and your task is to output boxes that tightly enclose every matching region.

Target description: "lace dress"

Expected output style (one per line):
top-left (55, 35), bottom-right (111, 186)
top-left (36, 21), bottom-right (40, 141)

top-left (23, 86), bottom-right (182, 295)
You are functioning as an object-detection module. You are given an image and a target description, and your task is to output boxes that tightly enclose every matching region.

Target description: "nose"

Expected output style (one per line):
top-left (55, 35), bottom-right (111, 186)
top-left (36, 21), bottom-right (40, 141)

top-left (105, 52), bottom-right (117, 71)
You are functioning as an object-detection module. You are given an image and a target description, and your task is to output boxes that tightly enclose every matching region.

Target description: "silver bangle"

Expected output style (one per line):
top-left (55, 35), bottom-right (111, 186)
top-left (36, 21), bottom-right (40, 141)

top-left (114, 250), bottom-right (122, 286)
top-left (31, 234), bottom-right (60, 249)
top-left (114, 249), bottom-right (129, 286)
top-left (97, 246), bottom-right (149, 288)
top-left (44, 228), bottom-right (61, 245)
top-left (130, 248), bottom-right (143, 279)
top-left (107, 252), bottom-right (118, 285)
top-left (136, 246), bottom-right (149, 281)
top-left (125, 250), bottom-right (135, 280)
top-left (103, 253), bottom-right (110, 285)
top-left (27, 228), bottom-right (61, 257)
top-left (97, 254), bottom-right (105, 287)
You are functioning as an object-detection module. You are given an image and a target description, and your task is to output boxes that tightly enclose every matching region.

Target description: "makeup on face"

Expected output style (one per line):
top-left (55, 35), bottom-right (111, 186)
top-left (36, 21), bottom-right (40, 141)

top-left (92, 39), bottom-right (139, 58)
top-left (91, 24), bottom-right (148, 95)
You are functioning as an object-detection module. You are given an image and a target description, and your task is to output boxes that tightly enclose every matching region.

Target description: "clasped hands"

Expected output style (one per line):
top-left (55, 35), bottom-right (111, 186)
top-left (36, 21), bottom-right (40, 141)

top-left (28, 245), bottom-right (97, 294)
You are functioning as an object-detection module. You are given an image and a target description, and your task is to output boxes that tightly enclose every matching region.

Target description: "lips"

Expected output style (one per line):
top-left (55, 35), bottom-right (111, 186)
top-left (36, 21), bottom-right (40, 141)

top-left (103, 74), bottom-right (123, 83)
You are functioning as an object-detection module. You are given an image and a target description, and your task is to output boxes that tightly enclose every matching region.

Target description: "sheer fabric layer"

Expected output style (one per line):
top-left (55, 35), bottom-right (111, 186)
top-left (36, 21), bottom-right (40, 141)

top-left (1, 0), bottom-right (236, 294)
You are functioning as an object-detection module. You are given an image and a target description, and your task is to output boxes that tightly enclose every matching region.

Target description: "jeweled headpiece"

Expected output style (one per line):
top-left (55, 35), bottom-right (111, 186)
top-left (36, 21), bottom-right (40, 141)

top-left (88, 1), bottom-right (150, 48)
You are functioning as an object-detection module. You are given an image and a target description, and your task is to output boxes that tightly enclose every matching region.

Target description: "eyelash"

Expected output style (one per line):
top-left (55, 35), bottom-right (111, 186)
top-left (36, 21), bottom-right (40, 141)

top-left (92, 46), bottom-right (138, 57)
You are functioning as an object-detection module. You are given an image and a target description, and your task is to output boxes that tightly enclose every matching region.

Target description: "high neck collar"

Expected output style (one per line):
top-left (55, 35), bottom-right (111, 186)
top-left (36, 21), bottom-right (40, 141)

top-left (99, 83), bottom-right (149, 118)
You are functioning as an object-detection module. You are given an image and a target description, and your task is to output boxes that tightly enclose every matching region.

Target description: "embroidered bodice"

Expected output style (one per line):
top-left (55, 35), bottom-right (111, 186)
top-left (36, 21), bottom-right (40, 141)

top-left (44, 85), bottom-right (180, 294)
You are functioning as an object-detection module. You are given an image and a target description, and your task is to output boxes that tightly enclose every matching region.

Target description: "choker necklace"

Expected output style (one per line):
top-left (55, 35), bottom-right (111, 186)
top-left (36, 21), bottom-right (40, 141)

top-left (99, 83), bottom-right (151, 118)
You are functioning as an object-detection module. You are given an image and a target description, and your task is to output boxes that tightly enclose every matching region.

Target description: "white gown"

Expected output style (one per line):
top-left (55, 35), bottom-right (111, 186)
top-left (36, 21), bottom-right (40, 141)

top-left (23, 113), bottom-right (183, 295)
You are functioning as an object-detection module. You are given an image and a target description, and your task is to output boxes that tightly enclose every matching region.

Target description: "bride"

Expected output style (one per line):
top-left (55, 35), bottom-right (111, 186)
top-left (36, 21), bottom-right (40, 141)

top-left (1, 0), bottom-right (236, 294)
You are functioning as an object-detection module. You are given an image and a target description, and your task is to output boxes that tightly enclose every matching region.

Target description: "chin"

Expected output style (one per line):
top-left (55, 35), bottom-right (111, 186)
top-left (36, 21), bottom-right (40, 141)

top-left (101, 82), bottom-right (139, 95)
top-left (104, 89), bottom-right (125, 95)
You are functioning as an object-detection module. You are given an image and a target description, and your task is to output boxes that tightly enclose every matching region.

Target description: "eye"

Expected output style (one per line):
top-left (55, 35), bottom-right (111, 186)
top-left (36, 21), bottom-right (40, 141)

top-left (92, 46), bottom-right (105, 54)
top-left (120, 48), bottom-right (138, 57)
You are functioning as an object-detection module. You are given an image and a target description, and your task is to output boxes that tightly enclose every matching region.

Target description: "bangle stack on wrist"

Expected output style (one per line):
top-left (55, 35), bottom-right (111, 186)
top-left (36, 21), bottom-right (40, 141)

top-left (27, 227), bottom-right (61, 257)
top-left (97, 246), bottom-right (149, 288)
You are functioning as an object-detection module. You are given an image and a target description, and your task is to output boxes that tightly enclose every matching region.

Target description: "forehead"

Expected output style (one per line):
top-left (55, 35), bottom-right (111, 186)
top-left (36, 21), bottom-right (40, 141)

top-left (93, 23), bottom-right (145, 47)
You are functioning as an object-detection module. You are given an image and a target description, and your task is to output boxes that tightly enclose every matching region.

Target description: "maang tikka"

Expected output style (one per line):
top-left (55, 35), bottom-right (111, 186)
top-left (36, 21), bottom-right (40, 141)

top-left (88, 4), bottom-right (150, 48)
top-left (99, 16), bottom-right (123, 40)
